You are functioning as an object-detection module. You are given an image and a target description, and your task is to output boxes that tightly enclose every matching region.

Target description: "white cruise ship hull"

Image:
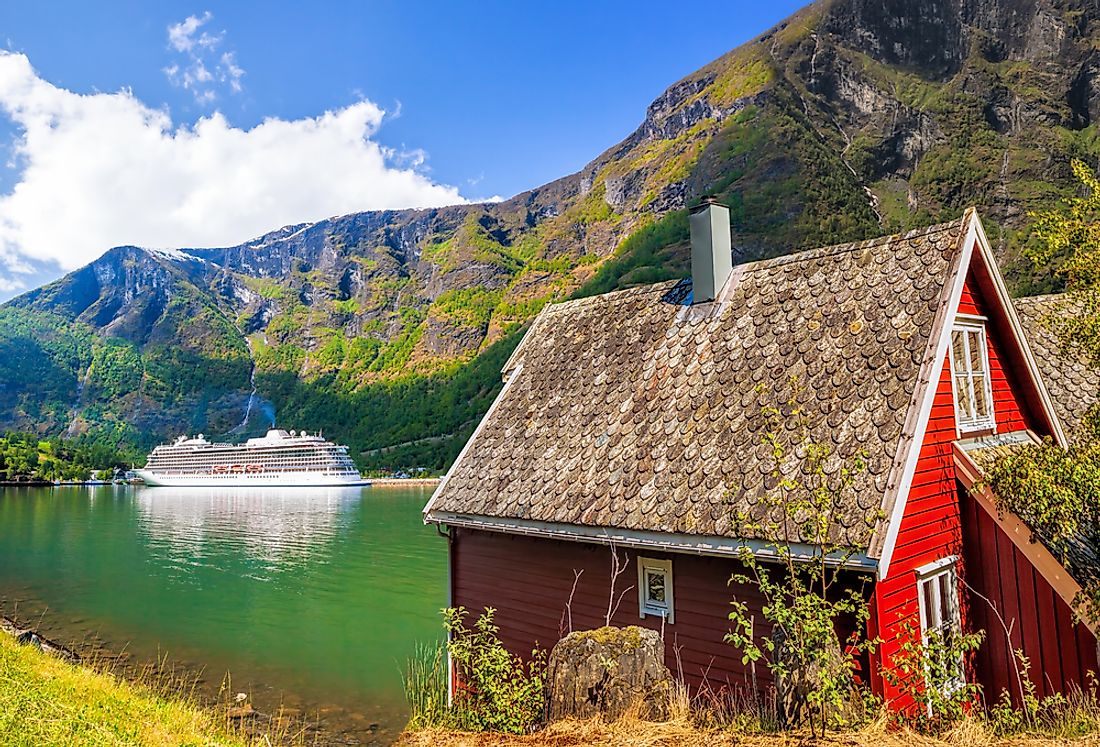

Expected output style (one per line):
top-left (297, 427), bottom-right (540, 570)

top-left (135, 470), bottom-right (370, 488)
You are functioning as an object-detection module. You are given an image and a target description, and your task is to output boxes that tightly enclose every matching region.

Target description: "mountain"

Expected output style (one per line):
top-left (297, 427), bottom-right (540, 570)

top-left (3, 0), bottom-right (1099, 469)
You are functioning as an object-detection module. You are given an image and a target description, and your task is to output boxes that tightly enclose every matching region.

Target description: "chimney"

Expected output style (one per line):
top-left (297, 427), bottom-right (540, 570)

top-left (689, 196), bottom-right (733, 303)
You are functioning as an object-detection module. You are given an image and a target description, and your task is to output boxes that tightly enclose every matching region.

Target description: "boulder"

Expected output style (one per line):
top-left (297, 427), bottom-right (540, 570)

top-left (546, 626), bottom-right (671, 721)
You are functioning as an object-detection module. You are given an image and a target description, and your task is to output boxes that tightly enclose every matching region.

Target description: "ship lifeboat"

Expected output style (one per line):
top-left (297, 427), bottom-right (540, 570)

top-left (212, 465), bottom-right (228, 474)
top-left (229, 465), bottom-right (245, 474)
top-left (244, 464), bottom-right (263, 473)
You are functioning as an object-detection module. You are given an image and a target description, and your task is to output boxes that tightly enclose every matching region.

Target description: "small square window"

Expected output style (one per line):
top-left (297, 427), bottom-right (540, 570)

top-left (637, 556), bottom-right (674, 624)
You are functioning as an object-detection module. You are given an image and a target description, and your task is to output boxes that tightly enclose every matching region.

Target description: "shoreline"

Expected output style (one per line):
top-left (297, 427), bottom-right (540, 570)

top-left (369, 477), bottom-right (441, 486)
top-left (0, 607), bottom-right (397, 745)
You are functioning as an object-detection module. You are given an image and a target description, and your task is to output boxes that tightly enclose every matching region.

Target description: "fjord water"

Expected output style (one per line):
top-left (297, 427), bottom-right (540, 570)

top-left (0, 484), bottom-right (445, 743)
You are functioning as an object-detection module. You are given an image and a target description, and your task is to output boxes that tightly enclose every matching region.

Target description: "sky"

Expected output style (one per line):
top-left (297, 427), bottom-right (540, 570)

top-left (0, 1), bottom-right (807, 301)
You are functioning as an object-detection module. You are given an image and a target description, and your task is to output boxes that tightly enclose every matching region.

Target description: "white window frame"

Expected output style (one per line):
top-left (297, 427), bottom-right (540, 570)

top-left (949, 319), bottom-right (996, 435)
top-left (915, 556), bottom-right (965, 699)
top-left (637, 556), bottom-right (674, 624)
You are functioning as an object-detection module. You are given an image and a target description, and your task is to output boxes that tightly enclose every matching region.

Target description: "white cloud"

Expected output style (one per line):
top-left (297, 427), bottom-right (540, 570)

top-left (164, 11), bottom-right (243, 104)
top-left (167, 11), bottom-right (218, 53)
top-left (0, 51), bottom-right (469, 294)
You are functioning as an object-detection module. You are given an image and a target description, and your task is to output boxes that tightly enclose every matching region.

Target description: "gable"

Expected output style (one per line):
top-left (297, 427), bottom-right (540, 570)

top-left (426, 216), bottom-right (970, 552)
top-left (874, 219), bottom-right (1066, 576)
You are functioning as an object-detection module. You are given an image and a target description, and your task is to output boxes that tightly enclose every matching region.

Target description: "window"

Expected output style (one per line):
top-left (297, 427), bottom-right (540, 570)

top-left (950, 322), bottom-right (995, 433)
top-left (637, 556), bottom-right (674, 624)
top-left (916, 557), bottom-right (964, 697)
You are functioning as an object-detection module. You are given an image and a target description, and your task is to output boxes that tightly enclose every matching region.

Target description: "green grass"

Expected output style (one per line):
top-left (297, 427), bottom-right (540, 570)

top-left (0, 634), bottom-right (258, 746)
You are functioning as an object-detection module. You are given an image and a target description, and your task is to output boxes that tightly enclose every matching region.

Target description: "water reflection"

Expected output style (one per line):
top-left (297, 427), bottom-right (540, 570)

top-left (133, 486), bottom-right (362, 579)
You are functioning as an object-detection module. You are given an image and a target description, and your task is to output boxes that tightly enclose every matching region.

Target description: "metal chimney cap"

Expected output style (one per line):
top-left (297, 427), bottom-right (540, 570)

top-left (690, 195), bottom-right (725, 215)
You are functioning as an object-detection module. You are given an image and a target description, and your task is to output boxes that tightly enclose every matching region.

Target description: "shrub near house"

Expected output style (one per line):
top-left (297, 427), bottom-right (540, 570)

top-left (423, 204), bottom-right (1099, 717)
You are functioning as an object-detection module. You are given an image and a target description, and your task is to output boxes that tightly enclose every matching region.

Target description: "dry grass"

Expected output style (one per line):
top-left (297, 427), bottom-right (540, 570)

top-left (397, 713), bottom-right (1100, 747)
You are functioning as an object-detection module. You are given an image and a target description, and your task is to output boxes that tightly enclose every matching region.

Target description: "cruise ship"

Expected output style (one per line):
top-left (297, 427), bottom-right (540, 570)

top-left (136, 430), bottom-right (369, 487)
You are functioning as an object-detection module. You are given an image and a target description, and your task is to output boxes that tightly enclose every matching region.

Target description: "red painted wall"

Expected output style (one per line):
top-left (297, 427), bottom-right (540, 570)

top-left (451, 527), bottom-right (769, 694)
top-left (450, 527), bottom-right (870, 698)
top-left (871, 266), bottom-right (1052, 710)
top-left (960, 488), bottom-right (1099, 704)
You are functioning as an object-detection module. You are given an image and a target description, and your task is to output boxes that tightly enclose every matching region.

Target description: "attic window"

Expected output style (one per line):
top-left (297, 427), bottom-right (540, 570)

top-left (950, 322), bottom-right (995, 433)
top-left (637, 557), bottom-right (674, 624)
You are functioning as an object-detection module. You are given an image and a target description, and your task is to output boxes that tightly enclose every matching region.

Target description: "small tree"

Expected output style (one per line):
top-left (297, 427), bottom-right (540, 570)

top-left (725, 381), bottom-right (879, 737)
top-left (992, 166), bottom-right (1100, 625)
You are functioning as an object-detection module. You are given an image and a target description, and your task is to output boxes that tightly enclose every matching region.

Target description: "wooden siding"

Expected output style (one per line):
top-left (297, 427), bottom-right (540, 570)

top-left (451, 528), bottom-right (872, 696)
top-left (871, 267), bottom-right (1050, 710)
top-left (960, 488), bottom-right (1099, 704)
top-left (451, 527), bottom-right (767, 694)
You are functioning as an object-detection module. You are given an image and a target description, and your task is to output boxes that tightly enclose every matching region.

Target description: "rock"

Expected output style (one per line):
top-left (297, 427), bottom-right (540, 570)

top-left (15, 630), bottom-right (43, 651)
top-left (546, 626), bottom-right (671, 721)
top-left (226, 703), bottom-right (255, 719)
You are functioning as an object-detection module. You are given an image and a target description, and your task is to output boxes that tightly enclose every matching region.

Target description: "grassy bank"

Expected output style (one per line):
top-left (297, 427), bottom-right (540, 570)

top-left (0, 633), bottom-right (260, 746)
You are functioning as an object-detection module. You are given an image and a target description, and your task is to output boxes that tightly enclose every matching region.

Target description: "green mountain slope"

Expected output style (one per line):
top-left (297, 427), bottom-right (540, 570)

top-left (2, 0), bottom-right (1098, 469)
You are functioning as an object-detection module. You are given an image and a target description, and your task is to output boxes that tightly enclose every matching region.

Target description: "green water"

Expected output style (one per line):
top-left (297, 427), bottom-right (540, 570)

top-left (0, 484), bottom-right (446, 743)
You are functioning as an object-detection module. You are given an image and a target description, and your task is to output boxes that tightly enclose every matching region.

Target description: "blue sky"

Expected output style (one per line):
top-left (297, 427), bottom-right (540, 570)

top-left (0, 1), bottom-right (807, 299)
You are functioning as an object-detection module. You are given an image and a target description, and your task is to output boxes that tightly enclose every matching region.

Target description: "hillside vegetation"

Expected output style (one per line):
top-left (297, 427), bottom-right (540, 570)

top-left (3, 0), bottom-right (1100, 469)
top-left (0, 431), bottom-right (134, 482)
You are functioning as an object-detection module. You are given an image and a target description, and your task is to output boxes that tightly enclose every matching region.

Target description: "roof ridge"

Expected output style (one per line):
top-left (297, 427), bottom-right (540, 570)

top-left (1014, 292), bottom-right (1066, 305)
top-left (740, 215), bottom-right (968, 273)
top-left (543, 279), bottom-right (682, 315)
top-left (533, 215), bottom-right (969, 322)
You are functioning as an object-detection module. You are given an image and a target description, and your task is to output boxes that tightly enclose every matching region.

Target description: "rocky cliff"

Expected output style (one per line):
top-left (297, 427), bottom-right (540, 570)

top-left (2, 0), bottom-right (1098, 467)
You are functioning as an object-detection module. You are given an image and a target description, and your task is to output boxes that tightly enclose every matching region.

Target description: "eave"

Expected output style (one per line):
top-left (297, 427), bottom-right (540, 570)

top-left (425, 510), bottom-right (879, 572)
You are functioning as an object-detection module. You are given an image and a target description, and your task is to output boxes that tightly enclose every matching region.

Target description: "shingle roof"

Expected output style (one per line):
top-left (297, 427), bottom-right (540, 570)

top-left (426, 215), bottom-right (971, 550)
top-left (1013, 294), bottom-right (1100, 434)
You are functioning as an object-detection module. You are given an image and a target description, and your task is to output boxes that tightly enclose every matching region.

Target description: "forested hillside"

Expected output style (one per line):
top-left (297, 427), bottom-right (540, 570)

top-left (2, 0), bottom-right (1099, 470)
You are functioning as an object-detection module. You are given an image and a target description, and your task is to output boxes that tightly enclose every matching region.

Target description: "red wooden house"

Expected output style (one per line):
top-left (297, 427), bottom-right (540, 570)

top-left (423, 203), bottom-right (1099, 711)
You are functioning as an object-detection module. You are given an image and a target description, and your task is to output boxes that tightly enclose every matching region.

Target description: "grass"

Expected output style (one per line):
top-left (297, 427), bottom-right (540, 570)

top-left (403, 642), bottom-right (449, 730)
top-left (0, 632), bottom-right (296, 746)
top-left (397, 717), bottom-right (1100, 747)
top-left (400, 664), bottom-right (1100, 746)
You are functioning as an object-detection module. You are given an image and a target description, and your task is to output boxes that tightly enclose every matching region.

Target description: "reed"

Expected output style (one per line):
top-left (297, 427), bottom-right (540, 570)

top-left (403, 641), bottom-right (452, 729)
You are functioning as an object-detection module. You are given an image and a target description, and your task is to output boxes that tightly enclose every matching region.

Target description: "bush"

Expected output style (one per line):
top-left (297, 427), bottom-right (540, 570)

top-left (445, 607), bottom-right (547, 733)
top-left (881, 617), bottom-right (984, 730)
top-left (404, 607), bottom-right (547, 734)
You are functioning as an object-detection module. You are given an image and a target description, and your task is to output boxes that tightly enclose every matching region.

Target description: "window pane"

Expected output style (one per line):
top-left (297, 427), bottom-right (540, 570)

top-left (954, 374), bottom-right (974, 420)
top-left (951, 331), bottom-right (967, 372)
top-left (973, 373), bottom-right (990, 420)
top-left (646, 570), bottom-right (666, 604)
top-left (922, 579), bottom-right (936, 628)
top-left (968, 330), bottom-right (986, 372)
top-left (938, 573), bottom-right (952, 627)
